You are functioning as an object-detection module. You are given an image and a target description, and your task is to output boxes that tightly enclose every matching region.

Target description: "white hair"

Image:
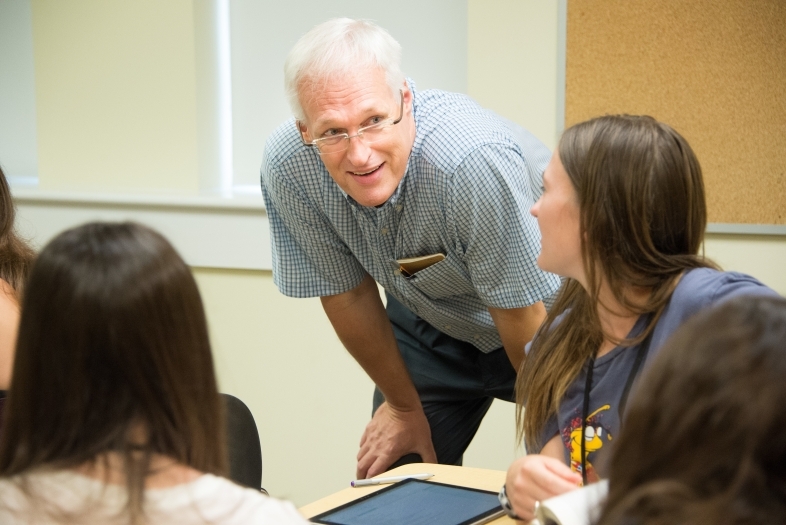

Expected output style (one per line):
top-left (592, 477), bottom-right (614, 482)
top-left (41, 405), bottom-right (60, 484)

top-left (284, 18), bottom-right (405, 121)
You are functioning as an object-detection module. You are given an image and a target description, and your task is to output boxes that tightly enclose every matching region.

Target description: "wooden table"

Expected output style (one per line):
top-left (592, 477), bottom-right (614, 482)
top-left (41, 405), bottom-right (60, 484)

top-left (300, 463), bottom-right (517, 523)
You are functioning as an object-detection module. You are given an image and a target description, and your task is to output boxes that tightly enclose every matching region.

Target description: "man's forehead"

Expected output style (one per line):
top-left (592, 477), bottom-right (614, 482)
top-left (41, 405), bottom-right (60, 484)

top-left (298, 69), bottom-right (396, 122)
top-left (299, 66), bottom-right (386, 95)
top-left (309, 98), bottom-right (390, 124)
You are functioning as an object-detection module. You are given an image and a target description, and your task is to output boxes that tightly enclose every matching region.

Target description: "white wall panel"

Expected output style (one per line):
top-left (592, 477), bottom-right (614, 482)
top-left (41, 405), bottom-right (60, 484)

top-left (14, 191), bottom-right (271, 270)
top-left (0, 0), bottom-right (38, 178)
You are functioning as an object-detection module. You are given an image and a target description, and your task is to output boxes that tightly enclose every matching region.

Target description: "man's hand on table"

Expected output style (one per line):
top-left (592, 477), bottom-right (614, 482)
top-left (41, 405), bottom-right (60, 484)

top-left (356, 400), bottom-right (437, 479)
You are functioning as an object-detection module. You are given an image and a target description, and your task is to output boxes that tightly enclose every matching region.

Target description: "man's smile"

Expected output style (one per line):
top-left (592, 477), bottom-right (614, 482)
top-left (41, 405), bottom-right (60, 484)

top-left (349, 163), bottom-right (384, 177)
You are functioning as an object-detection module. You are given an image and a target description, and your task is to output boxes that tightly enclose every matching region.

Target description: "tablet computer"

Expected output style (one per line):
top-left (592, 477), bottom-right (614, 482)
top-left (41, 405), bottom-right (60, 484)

top-left (310, 478), bottom-right (505, 525)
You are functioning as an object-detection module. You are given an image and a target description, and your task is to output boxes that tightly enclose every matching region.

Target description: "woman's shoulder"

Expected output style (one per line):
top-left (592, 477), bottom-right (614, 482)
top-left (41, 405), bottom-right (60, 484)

top-left (0, 471), bottom-right (308, 525)
top-left (656, 268), bottom-right (779, 338)
top-left (675, 268), bottom-right (778, 308)
top-left (0, 470), bottom-right (124, 523)
top-left (156, 474), bottom-right (308, 524)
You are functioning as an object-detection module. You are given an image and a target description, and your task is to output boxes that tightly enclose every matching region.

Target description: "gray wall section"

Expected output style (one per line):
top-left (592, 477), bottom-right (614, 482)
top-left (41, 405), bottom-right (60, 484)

top-left (229, 0), bottom-right (469, 186)
top-left (0, 0), bottom-right (38, 178)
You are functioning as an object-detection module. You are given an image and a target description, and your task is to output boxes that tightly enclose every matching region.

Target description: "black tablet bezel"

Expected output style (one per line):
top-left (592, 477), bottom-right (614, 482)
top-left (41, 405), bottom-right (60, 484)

top-left (309, 478), bottom-right (504, 525)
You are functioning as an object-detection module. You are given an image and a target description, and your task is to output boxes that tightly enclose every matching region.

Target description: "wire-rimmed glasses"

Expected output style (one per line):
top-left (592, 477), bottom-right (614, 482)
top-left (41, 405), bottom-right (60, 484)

top-left (299, 90), bottom-right (404, 155)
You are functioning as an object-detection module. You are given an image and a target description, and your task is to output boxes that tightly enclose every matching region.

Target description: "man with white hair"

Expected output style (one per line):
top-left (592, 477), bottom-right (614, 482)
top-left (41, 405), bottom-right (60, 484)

top-left (261, 18), bottom-right (560, 479)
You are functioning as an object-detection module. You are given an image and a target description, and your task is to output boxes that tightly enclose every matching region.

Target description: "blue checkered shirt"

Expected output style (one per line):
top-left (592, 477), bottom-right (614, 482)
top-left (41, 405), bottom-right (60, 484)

top-left (261, 80), bottom-right (560, 352)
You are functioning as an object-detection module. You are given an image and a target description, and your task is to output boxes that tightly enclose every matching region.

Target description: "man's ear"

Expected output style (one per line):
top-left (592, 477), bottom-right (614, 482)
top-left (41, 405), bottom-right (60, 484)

top-left (296, 120), bottom-right (311, 142)
top-left (401, 82), bottom-right (413, 112)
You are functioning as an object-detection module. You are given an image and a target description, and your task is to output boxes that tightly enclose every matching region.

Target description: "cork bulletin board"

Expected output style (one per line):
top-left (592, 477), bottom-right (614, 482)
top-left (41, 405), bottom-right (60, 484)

top-left (565, 0), bottom-right (786, 225)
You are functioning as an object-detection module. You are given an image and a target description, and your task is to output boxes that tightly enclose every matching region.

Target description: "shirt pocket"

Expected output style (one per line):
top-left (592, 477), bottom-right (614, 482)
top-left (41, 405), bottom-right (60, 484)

top-left (405, 252), bottom-right (475, 299)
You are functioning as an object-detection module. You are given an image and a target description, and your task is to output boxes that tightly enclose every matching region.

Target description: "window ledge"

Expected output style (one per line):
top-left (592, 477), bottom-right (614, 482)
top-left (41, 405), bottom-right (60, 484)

top-left (706, 223), bottom-right (786, 236)
top-left (11, 184), bottom-right (266, 212)
top-left (12, 184), bottom-right (272, 271)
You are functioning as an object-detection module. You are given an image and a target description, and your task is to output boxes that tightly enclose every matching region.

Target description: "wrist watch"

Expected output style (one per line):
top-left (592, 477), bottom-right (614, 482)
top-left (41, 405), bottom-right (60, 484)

top-left (498, 484), bottom-right (521, 520)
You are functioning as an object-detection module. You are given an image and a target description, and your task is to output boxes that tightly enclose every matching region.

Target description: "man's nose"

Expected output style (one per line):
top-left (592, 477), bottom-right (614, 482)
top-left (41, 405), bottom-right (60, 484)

top-left (345, 134), bottom-right (372, 165)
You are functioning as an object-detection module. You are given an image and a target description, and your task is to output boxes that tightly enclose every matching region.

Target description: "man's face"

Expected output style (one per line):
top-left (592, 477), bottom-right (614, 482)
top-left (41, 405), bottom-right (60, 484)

top-left (298, 68), bottom-right (415, 207)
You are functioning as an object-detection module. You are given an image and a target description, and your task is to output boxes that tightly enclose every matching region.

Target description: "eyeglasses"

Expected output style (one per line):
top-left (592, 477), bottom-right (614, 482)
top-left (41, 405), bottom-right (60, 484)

top-left (299, 90), bottom-right (404, 154)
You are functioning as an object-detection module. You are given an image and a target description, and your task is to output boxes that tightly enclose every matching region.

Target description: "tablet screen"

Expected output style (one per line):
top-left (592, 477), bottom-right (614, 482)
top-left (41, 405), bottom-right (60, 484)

top-left (310, 478), bottom-right (504, 525)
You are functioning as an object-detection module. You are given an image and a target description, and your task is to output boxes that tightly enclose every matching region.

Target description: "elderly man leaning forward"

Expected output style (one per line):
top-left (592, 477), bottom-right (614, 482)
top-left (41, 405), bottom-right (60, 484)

top-left (261, 18), bottom-right (560, 479)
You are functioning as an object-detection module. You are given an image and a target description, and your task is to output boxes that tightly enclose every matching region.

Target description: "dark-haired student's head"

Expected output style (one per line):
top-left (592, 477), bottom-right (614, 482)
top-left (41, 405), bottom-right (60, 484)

top-left (0, 222), bottom-right (226, 480)
top-left (598, 295), bottom-right (786, 525)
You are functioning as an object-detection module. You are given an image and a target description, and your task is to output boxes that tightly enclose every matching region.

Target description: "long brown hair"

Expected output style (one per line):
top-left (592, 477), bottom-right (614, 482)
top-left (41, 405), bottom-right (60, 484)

top-left (516, 115), bottom-right (715, 449)
top-left (0, 165), bottom-right (35, 298)
top-left (0, 222), bottom-right (227, 523)
top-left (597, 296), bottom-right (786, 524)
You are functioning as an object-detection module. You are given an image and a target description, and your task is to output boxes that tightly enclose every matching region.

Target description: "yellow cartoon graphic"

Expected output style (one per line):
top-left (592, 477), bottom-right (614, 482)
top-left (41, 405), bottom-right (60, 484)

top-left (563, 405), bottom-right (613, 484)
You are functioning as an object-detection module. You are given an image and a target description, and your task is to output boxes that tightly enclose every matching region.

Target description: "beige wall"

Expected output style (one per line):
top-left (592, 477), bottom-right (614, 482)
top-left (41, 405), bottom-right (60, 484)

top-left (468, 0), bottom-right (561, 149)
top-left (31, 0), bottom-right (199, 192)
top-left (193, 269), bottom-right (371, 504)
top-left (704, 234), bottom-right (786, 295)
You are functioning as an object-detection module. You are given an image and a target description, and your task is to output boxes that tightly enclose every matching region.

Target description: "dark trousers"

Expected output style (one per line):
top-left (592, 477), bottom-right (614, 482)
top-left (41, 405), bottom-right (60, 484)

top-left (372, 293), bottom-right (517, 468)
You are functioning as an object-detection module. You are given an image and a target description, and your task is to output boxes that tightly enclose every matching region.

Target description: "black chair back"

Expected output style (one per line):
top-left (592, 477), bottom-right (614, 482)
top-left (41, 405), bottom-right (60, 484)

top-left (221, 393), bottom-right (263, 490)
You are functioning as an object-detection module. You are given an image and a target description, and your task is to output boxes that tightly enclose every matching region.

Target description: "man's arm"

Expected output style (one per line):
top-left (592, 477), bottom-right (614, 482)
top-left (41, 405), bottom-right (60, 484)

top-left (320, 274), bottom-right (437, 478)
top-left (488, 302), bottom-right (546, 372)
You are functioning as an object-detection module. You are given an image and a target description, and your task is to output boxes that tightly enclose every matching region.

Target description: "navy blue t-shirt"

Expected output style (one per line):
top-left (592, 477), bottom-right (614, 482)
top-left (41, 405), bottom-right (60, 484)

top-left (529, 268), bottom-right (779, 480)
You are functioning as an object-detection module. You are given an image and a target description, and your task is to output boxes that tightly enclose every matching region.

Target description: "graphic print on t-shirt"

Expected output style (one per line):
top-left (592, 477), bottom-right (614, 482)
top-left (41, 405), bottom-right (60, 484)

top-left (562, 404), bottom-right (613, 484)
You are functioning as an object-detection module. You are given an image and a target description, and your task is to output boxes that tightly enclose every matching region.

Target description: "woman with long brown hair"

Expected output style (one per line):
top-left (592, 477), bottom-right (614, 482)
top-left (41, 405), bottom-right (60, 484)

top-left (0, 164), bottom-right (35, 426)
top-left (499, 115), bottom-right (779, 521)
top-left (597, 295), bottom-right (786, 524)
top-left (0, 222), bottom-right (306, 524)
